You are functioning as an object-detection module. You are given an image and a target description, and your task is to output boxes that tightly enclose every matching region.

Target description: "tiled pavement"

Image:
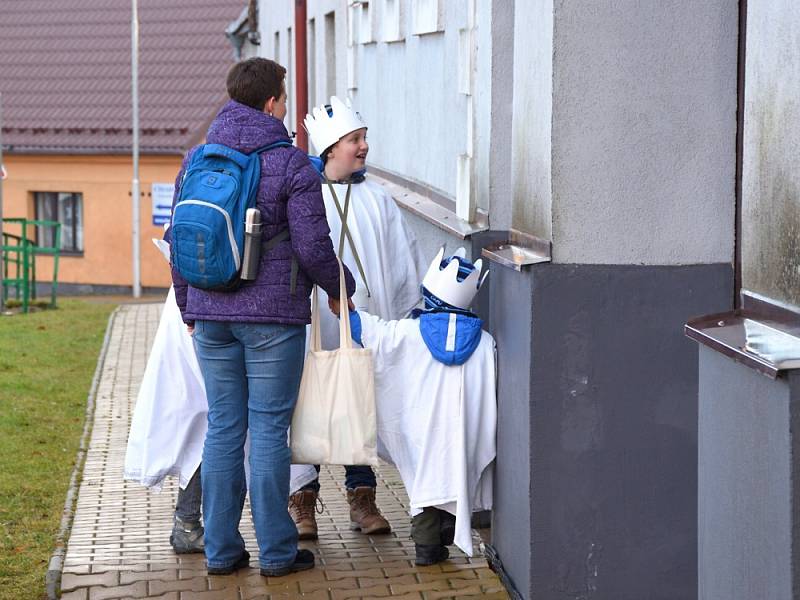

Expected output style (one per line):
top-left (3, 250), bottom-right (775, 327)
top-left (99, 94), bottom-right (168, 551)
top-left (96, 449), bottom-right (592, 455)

top-left (58, 303), bottom-right (508, 599)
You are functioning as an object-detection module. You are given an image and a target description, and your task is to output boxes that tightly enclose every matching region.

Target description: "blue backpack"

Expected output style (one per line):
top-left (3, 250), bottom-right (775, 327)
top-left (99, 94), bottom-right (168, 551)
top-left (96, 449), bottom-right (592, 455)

top-left (170, 141), bottom-right (291, 290)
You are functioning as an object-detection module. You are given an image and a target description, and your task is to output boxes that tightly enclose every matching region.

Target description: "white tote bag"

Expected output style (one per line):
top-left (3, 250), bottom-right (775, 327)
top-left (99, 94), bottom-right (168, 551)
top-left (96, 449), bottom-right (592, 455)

top-left (290, 260), bottom-right (378, 466)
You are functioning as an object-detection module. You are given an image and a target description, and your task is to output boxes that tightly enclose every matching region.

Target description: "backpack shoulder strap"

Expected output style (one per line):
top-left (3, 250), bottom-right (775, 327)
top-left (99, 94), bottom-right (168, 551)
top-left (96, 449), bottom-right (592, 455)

top-left (252, 141), bottom-right (293, 155)
top-left (249, 140), bottom-right (298, 294)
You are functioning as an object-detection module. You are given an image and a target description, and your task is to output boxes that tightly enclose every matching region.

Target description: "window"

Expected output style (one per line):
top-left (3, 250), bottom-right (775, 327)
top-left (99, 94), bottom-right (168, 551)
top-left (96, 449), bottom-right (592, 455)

top-left (412, 0), bottom-right (442, 35)
top-left (381, 0), bottom-right (404, 42)
top-left (308, 18), bottom-right (316, 109)
top-left (351, 1), bottom-right (374, 44)
top-left (325, 12), bottom-right (337, 99)
top-left (34, 192), bottom-right (83, 254)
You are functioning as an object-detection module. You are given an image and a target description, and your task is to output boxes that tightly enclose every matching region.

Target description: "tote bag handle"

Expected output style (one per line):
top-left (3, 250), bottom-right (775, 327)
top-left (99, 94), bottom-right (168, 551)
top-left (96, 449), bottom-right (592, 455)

top-left (308, 258), bottom-right (352, 352)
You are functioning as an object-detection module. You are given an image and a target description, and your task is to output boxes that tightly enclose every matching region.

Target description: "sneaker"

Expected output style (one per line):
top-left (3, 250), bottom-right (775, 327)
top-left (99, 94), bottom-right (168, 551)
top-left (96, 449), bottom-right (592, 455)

top-left (169, 516), bottom-right (204, 554)
top-left (207, 550), bottom-right (250, 575)
top-left (347, 486), bottom-right (391, 535)
top-left (260, 549), bottom-right (315, 577)
top-left (288, 489), bottom-right (320, 540)
top-left (415, 543), bottom-right (449, 566)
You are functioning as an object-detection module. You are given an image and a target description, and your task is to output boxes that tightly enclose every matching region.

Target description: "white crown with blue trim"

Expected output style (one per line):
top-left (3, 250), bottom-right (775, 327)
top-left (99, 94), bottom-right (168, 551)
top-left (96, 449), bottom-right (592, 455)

top-left (421, 246), bottom-right (489, 310)
top-left (303, 96), bottom-right (366, 155)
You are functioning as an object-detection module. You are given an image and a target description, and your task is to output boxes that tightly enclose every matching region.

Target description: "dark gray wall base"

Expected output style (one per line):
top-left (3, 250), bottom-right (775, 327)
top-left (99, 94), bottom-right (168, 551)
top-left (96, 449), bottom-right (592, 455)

top-left (485, 544), bottom-right (525, 600)
top-left (30, 282), bottom-right (169, 298)
top-left (698, 346), bottom-right (800, 600)
top-left (489, 262), bottom-right (732, 600)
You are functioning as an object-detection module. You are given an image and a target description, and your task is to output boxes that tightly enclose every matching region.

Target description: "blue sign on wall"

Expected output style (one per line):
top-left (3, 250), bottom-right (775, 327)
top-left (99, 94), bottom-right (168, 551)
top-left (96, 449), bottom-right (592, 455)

top-left (151, 183), bottom-right (174, 226)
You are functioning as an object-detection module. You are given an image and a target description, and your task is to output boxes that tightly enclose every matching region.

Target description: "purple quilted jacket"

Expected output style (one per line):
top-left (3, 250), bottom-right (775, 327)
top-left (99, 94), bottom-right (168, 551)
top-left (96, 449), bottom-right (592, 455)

top-left (170, 100), bottom-right (355, 324)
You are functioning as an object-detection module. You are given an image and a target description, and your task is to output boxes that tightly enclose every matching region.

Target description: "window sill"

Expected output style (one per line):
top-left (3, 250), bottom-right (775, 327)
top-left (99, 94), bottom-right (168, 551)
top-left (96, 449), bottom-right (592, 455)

top-left (367, 166), bottom-right (488, 239)
top-left (685, 291), bottom-right (800, 379)
top-left (480, 230), bottom-right (551, 271)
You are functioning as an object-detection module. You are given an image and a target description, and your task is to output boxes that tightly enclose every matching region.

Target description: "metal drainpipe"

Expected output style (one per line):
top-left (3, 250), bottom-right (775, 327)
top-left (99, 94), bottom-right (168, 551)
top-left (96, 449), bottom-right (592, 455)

top-left (734, 0), bottom-right (747, 309)
top-left (294, 0), bottom-right (309, 152)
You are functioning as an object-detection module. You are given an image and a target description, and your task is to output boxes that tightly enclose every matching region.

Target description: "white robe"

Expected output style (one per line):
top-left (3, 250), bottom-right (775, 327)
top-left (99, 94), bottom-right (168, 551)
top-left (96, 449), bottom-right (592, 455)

top-left (124, 286), bottom-right (207, 490)
top-left (291, 177), bottom-right (425, 480)
top-left (357, 311), bottom-right (497, 556)
top-left (124, 241), bottom-right (317, 492)
top-left (316, 177), bottom-right (426, 349)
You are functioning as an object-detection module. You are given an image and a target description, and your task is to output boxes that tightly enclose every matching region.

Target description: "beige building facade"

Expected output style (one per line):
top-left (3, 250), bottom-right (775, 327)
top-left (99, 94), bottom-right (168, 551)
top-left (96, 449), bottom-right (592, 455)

top-left (3, 154), bottom-right (181, 291)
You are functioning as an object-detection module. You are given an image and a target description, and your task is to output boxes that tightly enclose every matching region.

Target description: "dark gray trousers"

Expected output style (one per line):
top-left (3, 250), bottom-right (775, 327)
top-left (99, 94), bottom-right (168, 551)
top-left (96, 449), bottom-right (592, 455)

top-left (411, 507), bottom-right (456, 546)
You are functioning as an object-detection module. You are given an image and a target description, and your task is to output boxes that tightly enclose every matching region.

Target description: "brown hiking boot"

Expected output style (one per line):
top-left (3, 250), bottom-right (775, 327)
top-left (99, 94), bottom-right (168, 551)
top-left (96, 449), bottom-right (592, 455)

top-left (347, 486), bottom-right (391, 534)
top-left (288, 489), bottom-right (319, 540)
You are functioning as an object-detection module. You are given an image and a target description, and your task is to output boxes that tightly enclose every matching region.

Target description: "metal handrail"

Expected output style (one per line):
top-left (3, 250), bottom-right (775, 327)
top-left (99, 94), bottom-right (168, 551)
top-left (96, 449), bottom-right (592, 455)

top-left (1, 218), bottom-right (61, 312)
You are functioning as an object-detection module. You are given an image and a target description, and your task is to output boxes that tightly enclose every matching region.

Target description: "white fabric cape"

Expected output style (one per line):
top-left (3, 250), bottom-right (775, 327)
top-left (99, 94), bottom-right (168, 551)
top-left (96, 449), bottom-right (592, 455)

top-left (123, 286), bottom-right (207, 490)
top-left (357, 311), bottom-right (497, 556)
top-left (124, 242), bottom-right (317, 492)
top-left (315, 177), bottom-right (426, 349)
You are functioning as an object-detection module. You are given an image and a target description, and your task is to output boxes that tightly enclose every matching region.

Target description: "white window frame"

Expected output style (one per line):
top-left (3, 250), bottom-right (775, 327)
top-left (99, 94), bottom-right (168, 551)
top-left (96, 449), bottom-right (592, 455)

top-left (381, 0), bottom-right (404, 43)
top-left (350, 0), bottom-right (375, 44)
top-left (411, 0), bottom-right (442, 35)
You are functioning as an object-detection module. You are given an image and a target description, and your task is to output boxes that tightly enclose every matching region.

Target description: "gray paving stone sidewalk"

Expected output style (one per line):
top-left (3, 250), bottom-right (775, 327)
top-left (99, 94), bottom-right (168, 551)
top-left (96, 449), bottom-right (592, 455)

top-left (58, 303), bottom-right (507, 599)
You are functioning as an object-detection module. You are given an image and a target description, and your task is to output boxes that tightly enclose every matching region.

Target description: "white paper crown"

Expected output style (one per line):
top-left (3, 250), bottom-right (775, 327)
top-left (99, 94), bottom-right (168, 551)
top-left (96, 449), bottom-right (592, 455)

top-left (421, 246), bottom-right (489, 310)
top-left (303, 96), bottom-right (367, 155)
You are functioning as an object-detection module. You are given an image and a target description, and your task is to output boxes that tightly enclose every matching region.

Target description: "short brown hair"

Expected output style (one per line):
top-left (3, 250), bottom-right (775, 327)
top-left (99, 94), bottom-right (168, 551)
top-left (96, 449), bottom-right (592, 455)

top-left (226, 58), bottom-right (286, 111)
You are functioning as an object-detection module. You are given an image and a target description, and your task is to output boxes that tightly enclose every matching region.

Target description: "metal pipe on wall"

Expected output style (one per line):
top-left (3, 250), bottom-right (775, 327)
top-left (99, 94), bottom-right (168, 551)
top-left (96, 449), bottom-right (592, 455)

top-left (131, 0), bottom-right (141, 298)
top-left (294, 0), bottom-right (308, 152)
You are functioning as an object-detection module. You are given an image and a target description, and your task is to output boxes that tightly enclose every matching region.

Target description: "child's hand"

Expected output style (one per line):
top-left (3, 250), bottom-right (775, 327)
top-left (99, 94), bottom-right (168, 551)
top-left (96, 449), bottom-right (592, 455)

top-left (328, 297), bottom-right (356, 316)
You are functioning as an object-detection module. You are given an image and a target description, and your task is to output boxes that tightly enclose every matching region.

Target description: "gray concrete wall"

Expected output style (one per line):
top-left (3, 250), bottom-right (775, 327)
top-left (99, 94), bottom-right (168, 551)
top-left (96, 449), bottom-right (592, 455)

top-left (511, 0), bottom-right (553, 241)
top-left (488, 262), bottom-right (732, 600)
top-left (741, 0), bottom-right (800, 309)
top-left (698, 346), bottom-right (793, 600)
top-left (511, 1), bottom-right (737, 265)
top-left (488, 253), bottom-right (534, 597)
top-left (480, 0), bottom-right (514, 231)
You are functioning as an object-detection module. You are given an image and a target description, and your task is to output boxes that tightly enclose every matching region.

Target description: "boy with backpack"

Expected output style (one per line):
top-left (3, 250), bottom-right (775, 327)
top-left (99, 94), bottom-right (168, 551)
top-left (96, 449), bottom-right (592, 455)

top-left (169, 57), bottom-right (355, 578)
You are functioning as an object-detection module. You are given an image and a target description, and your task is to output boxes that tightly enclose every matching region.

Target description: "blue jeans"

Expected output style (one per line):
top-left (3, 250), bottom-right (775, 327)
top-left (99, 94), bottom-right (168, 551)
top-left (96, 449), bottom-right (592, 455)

top-left (193, 320), bottom-right (305, 571)
top-left (301, 465), bottom-right (377, 494)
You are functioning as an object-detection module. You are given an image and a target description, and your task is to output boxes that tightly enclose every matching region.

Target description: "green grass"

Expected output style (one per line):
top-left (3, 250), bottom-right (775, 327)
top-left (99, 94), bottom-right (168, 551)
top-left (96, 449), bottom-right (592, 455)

top-left (0, 300), bottom-right (116, 600)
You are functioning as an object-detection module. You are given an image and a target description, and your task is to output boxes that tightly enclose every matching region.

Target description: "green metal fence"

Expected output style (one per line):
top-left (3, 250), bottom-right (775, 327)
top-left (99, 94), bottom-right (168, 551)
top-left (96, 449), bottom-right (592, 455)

top-left (1, 218), bottom-right (61, 313)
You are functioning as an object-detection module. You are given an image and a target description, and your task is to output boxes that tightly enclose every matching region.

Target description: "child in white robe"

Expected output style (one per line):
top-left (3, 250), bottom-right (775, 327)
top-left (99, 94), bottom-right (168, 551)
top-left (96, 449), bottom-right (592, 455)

top-left (289, 97), bottom-right (426, 539)
top-left (347, 247), bottom-right (496, 565)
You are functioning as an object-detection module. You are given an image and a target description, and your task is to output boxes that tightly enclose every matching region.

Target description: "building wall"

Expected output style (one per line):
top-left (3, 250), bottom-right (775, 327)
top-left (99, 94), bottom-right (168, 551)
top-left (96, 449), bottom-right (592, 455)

top-left (508, 1), bottom-right (738, 265)
top-left (258, 0), bottom-right (507, 220)
top-left (258, 0), bottom-right (348, 145)
top-left (698, 347), bottom-right (796, 600)
top-left (511, 0), bottom-right (553, 240)
top-left (257, 0), bottom-right (491, 264)
top-left (494, 2), bottom-right (739, 598)
top-left (742, 0), bottom-right (800, 309)
top-left (2, 154), bottom-right (180, 290)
